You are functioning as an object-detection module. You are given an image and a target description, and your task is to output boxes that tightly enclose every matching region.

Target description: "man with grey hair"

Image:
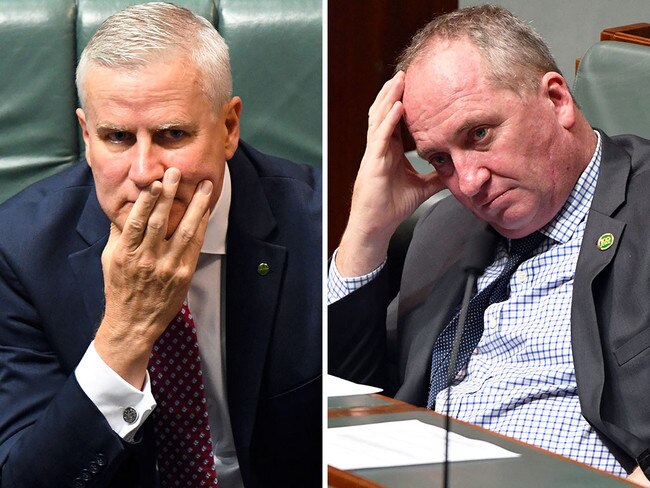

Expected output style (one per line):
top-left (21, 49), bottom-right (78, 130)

top-left (329, 4), bottom-right (650, 485)
top-left (0, 3), bottom-right (320, 487)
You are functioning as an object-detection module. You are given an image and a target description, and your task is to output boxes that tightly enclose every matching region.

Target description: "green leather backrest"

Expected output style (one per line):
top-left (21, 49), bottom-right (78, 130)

top-left (219, 0), bottom-right (322, 167)
top-left (0, 0), bottom-right (321, 204)
top-left (573, 41), bottom-right (650, 140)
top-left (0, 0), bottom-right (79, 204)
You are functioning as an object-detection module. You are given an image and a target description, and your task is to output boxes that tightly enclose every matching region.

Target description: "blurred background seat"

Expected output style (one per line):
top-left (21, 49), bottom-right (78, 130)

top-left (0, 0), bottom-right (321, 204)
top-left (573, 40), bottom-right (650, 140)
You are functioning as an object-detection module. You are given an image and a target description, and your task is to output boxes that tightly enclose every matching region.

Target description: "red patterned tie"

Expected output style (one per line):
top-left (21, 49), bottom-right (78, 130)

top-left (149, 301), bottom-right (219, 487)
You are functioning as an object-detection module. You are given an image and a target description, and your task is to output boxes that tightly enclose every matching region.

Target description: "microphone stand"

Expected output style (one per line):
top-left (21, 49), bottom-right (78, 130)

top-left (442, 271), bottom-right (477, 488)
top-left (440, 228), bottom-right (497, 488)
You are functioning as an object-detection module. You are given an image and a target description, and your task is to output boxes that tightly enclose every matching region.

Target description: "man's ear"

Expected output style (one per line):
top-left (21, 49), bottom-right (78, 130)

top-left (541, 72), bottom-right (576, 130)
top-left (76, 108), bottom-right (93, 167)
top-left (223, 96), bottom-right (242, 160)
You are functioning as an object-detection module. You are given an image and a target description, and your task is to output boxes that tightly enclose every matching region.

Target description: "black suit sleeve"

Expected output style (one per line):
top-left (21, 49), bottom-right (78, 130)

top-left (327, 202), bottom-right (420, 394)
top-left (0, 250), bottom-right (130, 488)
top-left (328, 266), bottom-right (397, 392)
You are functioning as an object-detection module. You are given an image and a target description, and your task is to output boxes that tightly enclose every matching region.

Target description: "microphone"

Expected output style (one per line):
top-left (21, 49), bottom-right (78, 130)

top-left (442, 227), bottom-right (498, 488)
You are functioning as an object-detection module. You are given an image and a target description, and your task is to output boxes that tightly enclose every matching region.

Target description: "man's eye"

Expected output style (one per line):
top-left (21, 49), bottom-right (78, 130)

top-left (429, 153), bottom-right (452, 168)
top-left (472, 127), bottom-right (488, 141)
top-left (164, 129), bottom-right (186, 140)
top-left (107, 131), bottom-right (133, 143)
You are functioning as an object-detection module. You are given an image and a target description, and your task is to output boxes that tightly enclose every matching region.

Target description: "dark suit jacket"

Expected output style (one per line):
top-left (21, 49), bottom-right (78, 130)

top-left (330, 132), bottom-right (650, 476)
top-left (0, 141), bottom-right (322, 488)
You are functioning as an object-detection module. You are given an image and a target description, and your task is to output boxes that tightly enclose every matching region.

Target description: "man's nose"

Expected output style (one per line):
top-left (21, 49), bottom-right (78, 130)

top-left (128, 140), bottom-right (165, 188)
top-left (455, 155), bottom-right (490, 198)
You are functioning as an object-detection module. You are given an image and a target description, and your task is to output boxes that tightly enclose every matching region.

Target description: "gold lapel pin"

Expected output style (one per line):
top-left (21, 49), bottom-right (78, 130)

top-left (597, 233), bottom-right (614, 251)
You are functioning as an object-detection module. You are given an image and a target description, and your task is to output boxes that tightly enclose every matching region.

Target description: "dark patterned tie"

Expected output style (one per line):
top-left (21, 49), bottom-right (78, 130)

top-left (149, 301), bottom-right (219, 487)
top-left (427, 232), bottom-right (545, 408)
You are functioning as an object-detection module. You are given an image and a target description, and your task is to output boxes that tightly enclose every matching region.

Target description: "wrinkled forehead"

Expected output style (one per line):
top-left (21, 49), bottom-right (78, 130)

top-left (402, 39), bottom-right (489, 128)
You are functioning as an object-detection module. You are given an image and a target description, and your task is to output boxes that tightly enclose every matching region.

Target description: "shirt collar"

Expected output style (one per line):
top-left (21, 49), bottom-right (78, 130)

top-left (540, 130), bottom-right (602, 244)
top-left (201, 164), bottom-right (231, 255)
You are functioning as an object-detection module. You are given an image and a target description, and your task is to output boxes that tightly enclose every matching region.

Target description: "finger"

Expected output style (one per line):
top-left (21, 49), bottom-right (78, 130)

top-left (119, 182), bottom-right (162, 251)
top-left (367, 72), bottom-right (405, 132)
top-left (101, 223), bottom-right (121, 270)
top-left (167, 179), bottom-right (213, 258)
top-left (366, 100), bottom-right (405, 160)
top-left (140, 167), bottom-right (181, 247)
top-left (189, 207), bottom-right (210, 262)
top-left (368, 71), bottom-right (404, 119)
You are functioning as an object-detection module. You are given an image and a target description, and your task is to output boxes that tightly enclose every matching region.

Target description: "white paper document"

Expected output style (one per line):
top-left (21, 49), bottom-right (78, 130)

top-left (328, 419), bottom-right (520, 470)
top-left (326, 374), bottom-right (382, 397)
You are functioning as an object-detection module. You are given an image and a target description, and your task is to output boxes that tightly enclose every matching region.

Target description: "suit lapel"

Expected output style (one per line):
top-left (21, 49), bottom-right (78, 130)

top-left (572, 132), bottom-right (629, 425)
top-left (395, 259), bottom-right (467, 404)
top-left (394, 200), bottom-right (489, 404)
top-left (225, 148), bottom-right (287, 459)
top-left (68, 188), bottom-right (110, 346)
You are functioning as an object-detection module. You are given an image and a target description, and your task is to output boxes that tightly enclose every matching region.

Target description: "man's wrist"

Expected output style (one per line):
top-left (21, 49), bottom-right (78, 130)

top-left (336, 230), bottom-right (391, 278)
top-left (75, 341), bottom-right (156, 442)
top-left (328, 248), bottom-right (386, 304)
top-left (93, 317), bottom-right (157, 389)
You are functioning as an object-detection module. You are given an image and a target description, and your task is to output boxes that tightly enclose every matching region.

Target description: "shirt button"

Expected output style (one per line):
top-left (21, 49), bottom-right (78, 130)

top-left (487, 317), bottom-right (498, 330)
top-left (516, 270), bottom-right (527, 284)
top-left (123, 407), bottom-right (138, 424)
top-left (89, 461), bottom-right (100, 474)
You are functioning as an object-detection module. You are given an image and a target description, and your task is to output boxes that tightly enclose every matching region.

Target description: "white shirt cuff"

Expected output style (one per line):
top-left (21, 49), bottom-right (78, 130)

top-left (75, 341), bottom-right (156, 443)
top-left (327, 248), bottom-right (386, 305)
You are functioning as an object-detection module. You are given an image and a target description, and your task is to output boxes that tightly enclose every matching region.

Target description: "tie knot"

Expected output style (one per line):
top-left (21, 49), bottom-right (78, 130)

top-left (509, 232), bottom-right (544, 259)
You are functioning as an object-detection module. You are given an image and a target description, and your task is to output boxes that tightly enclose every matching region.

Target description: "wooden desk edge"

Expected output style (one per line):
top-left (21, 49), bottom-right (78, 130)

top-left (328, 466), bottom-right (385, 488)
top-left (328, 394), bottom-right (413, 418)
top-left (329, 394), bottom-right (637, 486)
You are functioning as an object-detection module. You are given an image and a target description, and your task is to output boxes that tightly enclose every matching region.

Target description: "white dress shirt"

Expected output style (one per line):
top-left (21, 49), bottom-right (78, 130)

top-left (75, 165), bottom-right (245, 487)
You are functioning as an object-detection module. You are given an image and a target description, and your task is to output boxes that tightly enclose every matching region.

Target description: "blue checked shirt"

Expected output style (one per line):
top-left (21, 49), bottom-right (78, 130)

top-left (329, 132), bottom-right (625, 476)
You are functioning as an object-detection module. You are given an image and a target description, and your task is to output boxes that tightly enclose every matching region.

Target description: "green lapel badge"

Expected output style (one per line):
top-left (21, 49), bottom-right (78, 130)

top-left (257, 262), bottom-right (270, 276)
top-left (597, 233), bottom-right (614, 251)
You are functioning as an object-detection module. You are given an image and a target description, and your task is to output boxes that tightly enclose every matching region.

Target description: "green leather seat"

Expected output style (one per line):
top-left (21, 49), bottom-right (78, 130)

top-left (0, 0), bottom-right (79, 204)
top-left (220, 0), bottom-right (322, 166)
top-left (0, 0), bottom-right (321, 204)
top-left (573, 41), bottom-right (650, 139)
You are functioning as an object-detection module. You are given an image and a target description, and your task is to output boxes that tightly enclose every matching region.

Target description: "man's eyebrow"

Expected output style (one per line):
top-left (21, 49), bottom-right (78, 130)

top-left (454, 118), bottom-right (485, 138)
top-left (157, 121), bottom-right (199, 132)
top-left (416, 147), bottom-right (435, 160)
top-left (416, 118), bottom-right (489, 160)
top-left (96, 123), bottom-right (129, 133)
top-left (94, 121), bottom-right (199, 133)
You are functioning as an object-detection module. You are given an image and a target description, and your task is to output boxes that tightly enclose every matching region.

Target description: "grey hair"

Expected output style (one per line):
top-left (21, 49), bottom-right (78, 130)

top-left (76, 2), bottom-right (231, 110)
top-left (395, 4), bottom-right (561, 94)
